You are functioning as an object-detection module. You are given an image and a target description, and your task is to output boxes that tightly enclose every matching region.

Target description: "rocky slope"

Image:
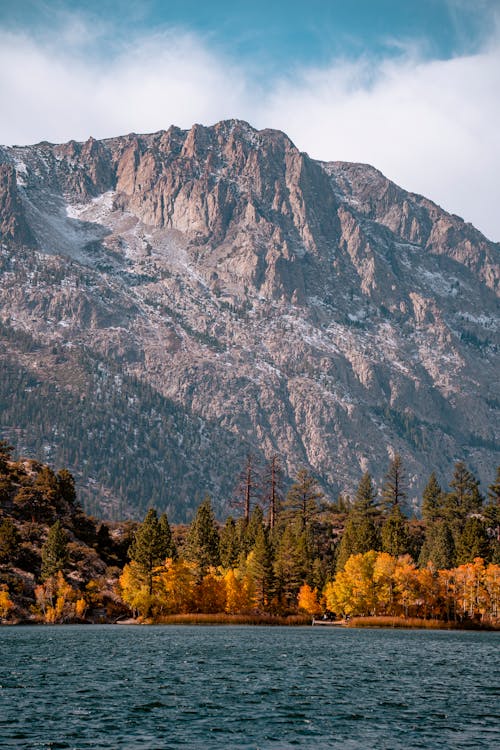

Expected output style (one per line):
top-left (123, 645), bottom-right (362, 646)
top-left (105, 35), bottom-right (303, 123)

top-left (0, 120), bottom-right (498, 519)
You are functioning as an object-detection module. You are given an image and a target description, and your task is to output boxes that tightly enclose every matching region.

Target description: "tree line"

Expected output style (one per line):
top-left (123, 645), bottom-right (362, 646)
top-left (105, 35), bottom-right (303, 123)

top-left (1, 437), bottom-right (499, 624)
top-left (117, 455), bottom-right (499, 622)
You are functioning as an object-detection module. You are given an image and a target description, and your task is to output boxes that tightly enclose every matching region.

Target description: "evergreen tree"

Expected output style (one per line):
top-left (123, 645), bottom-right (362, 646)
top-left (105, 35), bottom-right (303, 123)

top-left (456, 516), bottom-right (490, 564)
top-left (246, 525), bottom-right (274, 608)
top-left (34, 466), bottom-right (60, 507)
top-left (128, 509), bottom-right (170, 595)
top-left (57, 469), bottom-right (77, 507)
top-left (158, 513), bottom-right (176, 560)
top-left (0, 518), bottom-right (19, 562)
top-left (41, 521), bottom-right (68, 580)
top-left (381, 454), bottom-right (407, 512)
top-left (443, 461), bottom-right (483, 525)
top-left (284, 469), bottom-right (324, 529)
top-left (273, 522), bottom-right (306, 607)
top-left (421, 472), bottom-right (443, 523)
top-left (419, 520), bottom-right (455, 569)
top-left (0, 439), bottom-right (14, 474)
top-left (219, 516), bottom-right (240, 568)
top-left (184, 496), bottom-right (220, 576)
top-left (354, 472), bottom-right (380, 516)
top-left (239, 505), bottom-right (265, 557)
top-left (336, 473), bottom-right (380, 571)
top-left (484, 465), bottom-right (500, 528)
top-left (381, 505), bottom-right (410, 557)
top-left (487, 465), bottom-right (500, 506)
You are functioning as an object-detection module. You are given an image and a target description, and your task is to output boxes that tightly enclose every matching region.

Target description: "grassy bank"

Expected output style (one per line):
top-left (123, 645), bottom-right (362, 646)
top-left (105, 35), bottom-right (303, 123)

top-left (152, 613), bottom-right (311, 626)
top-left (346, 616), bottom-right (500, 630)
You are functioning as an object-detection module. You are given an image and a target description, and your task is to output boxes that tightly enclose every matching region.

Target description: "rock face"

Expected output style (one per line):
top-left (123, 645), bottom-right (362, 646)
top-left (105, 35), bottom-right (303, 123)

top-left (0, 120), bottom-right (498, 519)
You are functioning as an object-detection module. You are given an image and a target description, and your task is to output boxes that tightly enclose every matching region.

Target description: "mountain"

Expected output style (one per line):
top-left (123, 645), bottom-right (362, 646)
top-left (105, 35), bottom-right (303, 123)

top-left (0, 120), bottom-right (498, 520)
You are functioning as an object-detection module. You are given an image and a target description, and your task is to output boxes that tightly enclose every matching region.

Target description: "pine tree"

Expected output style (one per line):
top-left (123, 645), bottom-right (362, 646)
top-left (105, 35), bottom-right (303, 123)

top-left (246, 525), bottom-right (274, 608)
top-left (184, 496), bottom-right (220, 576)
top-left (239, 505), bottom-right (265, 557)
top-left (421, 472), bottom-right (443, 523)
top-left (443, 462), bottom-right (483, 526)
top-left (484, 465), bottom-right (500, 528)
top-left (336, 473), bottom-right (380, 571)
top-left (487, 465), bottom-right (500, 506)
top-left (41, 521), bottom-right (68, 581)
top-left (219, 517), bottom-right (240, 568)
top-left (284, 469), bottom-right (324, 529)
top-left (158, 513), bottom-right (176, 560)
top-left (381, 454), bottom-right (407, 512)
top-left (128, 509), bottom-right (170, 595)
top-left (354, 472), bottom-right (380, 516)
top-left (0, 439), bottom-right (13, 474)
top-left (273, 522), bottom-right (306, 607)
top-left (381, 505), bottom-right (410, 557)
top-left (456, 517), bottom-right (490, 564)
top-left (57, 469), bottom-right (77, 507)
top-left (419, 520), bottom-right (455, 569)
top-left (0, 518), bottom-right (19, 562)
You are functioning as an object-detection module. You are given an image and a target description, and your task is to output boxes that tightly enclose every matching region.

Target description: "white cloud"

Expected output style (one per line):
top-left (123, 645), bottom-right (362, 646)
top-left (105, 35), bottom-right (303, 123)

top-left (0, 22), bottom-right (499, 241)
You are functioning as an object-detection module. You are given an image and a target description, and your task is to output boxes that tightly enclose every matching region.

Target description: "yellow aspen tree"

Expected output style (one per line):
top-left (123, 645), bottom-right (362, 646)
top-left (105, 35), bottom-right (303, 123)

top-left (156, 559), bottom-right (196, 614)
top-left (75, 598), bottom-right (87, 619)
top-left (416, 565), bottom-right (441, 618)
top-left (393, 555), bottom-right (419, 616)
top-left (373, 552), bottom-right (397, 614)
top-left (0, 585), bottom-right (14, 618)
top-left (197, 568), bottom-right (226, 613)
top-left (297, 583), bottom-right (321, 615)
top-left (119, 561), bottom-right (151, 618)
top-left (224, 569), bottom-right (253, 614)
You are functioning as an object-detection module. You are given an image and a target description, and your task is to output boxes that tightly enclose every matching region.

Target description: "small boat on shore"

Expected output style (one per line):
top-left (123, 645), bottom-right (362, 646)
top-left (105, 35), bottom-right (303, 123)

top-left (312, 618), bottom-right (346, 627)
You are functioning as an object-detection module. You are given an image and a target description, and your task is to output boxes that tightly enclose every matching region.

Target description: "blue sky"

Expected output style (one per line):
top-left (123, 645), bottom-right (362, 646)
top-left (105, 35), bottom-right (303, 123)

top-left (1, 1), bottom-right (499, 239)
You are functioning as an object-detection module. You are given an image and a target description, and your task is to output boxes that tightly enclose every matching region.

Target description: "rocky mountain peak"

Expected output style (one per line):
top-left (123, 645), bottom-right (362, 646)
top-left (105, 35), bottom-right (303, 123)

top-left (0, 120), bottom-right (498, 519)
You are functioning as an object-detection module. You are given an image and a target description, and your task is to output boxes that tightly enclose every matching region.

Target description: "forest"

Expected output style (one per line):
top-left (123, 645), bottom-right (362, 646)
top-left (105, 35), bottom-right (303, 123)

top-left (0, 438), bottom-right (499, 626)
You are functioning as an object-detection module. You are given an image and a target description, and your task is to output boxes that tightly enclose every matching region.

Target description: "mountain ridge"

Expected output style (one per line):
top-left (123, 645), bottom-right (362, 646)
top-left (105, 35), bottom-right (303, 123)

top-left (0, 119), bottom-right (498, 519)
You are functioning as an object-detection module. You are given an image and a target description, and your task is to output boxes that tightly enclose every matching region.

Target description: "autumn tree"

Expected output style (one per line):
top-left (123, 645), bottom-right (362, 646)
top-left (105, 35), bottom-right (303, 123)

top-left (0, 585), bottom-right (14, 619)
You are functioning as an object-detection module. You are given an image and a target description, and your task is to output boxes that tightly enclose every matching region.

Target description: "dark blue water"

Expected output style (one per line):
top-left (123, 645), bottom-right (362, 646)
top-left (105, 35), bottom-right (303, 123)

top-left (0, 625), bottom-right (499, 749)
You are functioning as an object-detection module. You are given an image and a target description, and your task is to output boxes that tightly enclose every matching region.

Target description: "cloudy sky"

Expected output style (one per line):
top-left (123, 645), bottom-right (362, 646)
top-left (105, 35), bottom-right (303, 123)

top-left (1, 0), bottom-right (499, 240)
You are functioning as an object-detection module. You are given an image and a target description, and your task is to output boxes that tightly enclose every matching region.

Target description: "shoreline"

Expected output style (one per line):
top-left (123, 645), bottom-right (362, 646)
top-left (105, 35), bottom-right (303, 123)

top-left (2, 614), bottom-right (499, 630)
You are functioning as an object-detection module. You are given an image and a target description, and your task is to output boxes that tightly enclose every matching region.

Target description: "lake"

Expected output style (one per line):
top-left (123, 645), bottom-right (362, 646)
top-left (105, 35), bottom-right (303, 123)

top-left (1, 625), bottom-right (499, 749)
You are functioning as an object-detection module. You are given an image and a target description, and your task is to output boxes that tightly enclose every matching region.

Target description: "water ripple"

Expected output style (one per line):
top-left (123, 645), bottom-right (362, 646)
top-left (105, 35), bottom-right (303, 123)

top-left (0, 625), bottom-right (499, 749)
